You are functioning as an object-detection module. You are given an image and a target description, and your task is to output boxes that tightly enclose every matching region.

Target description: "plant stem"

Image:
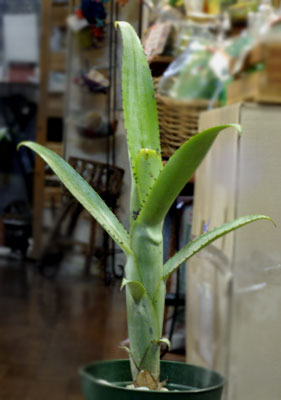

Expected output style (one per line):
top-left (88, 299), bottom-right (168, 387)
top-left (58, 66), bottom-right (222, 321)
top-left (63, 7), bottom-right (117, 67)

top-left (125, 221), bottom-right (166, 382)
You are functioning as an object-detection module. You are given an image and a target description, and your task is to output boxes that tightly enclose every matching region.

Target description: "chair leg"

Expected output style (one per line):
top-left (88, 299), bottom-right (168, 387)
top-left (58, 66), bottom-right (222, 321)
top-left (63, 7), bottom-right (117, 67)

top-left (102, 230), bottom-right (111, 285)
top-left (84, 219), bottom-right (98, 277)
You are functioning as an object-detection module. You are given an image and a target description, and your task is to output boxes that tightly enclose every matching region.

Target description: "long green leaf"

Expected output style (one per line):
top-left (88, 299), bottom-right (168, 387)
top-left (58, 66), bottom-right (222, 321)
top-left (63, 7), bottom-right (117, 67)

top-left (163, 215), bottom-right (274, 279)
top-left (138, 124), bottom-right (241, 225)
top-left (116, 21), bottom-right (161, 171)
top-left (134, 149), bottom-right (163, 207)
top-left (19, 141), bottom-right (132, 255)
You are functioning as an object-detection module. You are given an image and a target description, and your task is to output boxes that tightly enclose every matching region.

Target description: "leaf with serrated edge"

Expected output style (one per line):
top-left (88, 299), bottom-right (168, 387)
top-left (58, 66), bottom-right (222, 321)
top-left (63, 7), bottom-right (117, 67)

top-left (116, 21), bottom-right (161, 173)
top-left (19, 141), bottom-right (131, 255)
top-left (139, 124), bottom-right (241, 225)
top-left (134, 149), bottom-right (163, 206)
top-left (121, 278), bottom-right (147, 302)
top-left (163, 215), bottom-right (274, 279)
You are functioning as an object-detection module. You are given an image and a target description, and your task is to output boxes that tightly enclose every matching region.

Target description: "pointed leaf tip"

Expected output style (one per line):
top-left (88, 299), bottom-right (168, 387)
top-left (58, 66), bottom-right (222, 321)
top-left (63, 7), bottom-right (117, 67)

top-left (163, 214), bottom-right (274, 279)
top-left (138, 123), bottom-right (242, 225)
top-left (117, 20), bottom-right (160, 171)
top-left (230, 123), bottom-right (242, 135)
top-left (20, 141), bottom-right (132, 255)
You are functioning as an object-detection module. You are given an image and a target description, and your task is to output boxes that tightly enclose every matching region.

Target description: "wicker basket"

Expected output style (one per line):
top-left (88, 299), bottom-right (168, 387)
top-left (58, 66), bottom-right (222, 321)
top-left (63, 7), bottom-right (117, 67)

top-left (156, 93), bottom-right (212, 159)
top-left (154, 78), bottom-right (214, 158)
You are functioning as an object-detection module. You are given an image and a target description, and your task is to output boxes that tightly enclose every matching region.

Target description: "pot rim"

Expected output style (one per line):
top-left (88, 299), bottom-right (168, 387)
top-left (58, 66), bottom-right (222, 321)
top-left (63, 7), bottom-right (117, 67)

top-left (79, 359), bottom-right (224, 394)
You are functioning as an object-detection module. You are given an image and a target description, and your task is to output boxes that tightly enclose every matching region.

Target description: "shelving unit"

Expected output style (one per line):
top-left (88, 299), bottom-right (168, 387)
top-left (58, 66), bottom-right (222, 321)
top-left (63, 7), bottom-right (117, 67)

top-left (64, 2), bottom-right (116, 163)
top-left (61, 0), bottom-right (120, 280)
top-left (33, 0), bottom-right (69, 258)
top-left (33, 0), bottom-right (143, 275)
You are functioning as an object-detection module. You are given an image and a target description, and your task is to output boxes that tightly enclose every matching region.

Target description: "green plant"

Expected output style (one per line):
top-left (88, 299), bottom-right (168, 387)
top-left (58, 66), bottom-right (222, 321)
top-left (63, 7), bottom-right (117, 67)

top-left (19, 22), bottom-right (273, 391)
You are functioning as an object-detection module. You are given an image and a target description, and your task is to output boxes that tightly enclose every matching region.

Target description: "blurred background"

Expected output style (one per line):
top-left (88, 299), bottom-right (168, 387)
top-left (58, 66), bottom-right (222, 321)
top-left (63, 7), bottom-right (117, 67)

top-left (0, 1), bottom-right (281, 399)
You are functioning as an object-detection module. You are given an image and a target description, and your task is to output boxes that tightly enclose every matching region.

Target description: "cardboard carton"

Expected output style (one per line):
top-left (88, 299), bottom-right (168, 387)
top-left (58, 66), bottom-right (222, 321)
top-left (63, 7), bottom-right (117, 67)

top-left (187, 103), bottom-right (281, 400)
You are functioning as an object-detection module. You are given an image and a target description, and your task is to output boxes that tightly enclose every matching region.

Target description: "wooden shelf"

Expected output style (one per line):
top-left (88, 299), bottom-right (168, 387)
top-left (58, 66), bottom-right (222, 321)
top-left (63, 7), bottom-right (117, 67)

top-left (227, 71), bottom-right (281, 105)
top-left (51, 4), bottom-right (69, 27)
top-left (47, 141), bottom-right (63, 156)
top-left (32, 0), bottom-right (70, 258)
top-left (49, 51), bottom-right (67, 71)
top-left (228, 43), bottom-right (281, 105)
top-left (149, 55), bottom-right (174, 78)
top-left (149, 55), bottom-right (174, 64)
top-left (47, 93), bottom-right (64, 117)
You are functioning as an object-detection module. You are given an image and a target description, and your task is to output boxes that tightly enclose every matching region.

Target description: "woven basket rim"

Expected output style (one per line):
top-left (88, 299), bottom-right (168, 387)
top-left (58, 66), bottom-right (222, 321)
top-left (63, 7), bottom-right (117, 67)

top-left (155, 93), bottom-right (216, 107)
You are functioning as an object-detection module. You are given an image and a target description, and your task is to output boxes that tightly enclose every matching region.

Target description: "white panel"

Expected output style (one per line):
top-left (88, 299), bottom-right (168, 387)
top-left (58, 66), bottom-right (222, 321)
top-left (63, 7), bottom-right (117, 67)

top-left (3, 14), bottom-right (39, 63)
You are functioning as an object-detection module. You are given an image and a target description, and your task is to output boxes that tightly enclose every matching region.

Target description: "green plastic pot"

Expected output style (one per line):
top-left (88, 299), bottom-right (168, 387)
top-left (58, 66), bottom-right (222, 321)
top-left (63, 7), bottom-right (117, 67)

top-left (80, 359), bottom-right (224, 399)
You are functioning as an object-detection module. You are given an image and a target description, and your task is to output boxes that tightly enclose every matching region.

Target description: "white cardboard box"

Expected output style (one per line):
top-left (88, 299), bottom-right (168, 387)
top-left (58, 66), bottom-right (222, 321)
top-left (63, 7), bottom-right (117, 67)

top-left (186, 103), bottom-right (281, 400)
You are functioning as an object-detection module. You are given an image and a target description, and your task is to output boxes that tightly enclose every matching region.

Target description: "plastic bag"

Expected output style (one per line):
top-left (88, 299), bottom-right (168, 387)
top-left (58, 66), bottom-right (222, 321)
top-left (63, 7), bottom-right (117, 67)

top-left (158, 37), bottom-right (219, 100)
top-left (158, 28), bottom-right (256, 102)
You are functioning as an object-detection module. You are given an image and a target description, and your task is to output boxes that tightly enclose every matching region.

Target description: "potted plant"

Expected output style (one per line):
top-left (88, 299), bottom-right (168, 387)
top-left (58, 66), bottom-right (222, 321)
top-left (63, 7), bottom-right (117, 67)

top-left (19, 22), bottom-right (273, 399)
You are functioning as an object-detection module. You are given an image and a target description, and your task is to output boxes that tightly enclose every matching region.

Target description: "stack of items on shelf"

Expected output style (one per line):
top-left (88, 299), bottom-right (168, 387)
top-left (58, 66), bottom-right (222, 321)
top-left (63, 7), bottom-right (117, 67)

top-left (227, 6), bottom-right (281, 103)
top-left (143, 0), bottom-right (281, 158)
top-left (67, 0), bottom-right (109, 46)
top-left (1, 14), bottom-right (39, 83)
top-left (66, 1), bottom-right (113, 140)
top-left (0, 0), bottom-right (42, 83)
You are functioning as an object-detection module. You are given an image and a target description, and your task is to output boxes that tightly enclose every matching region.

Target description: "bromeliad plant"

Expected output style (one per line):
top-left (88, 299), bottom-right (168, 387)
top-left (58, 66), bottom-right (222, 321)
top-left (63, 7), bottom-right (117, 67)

top-left (20, 22), bottom-right (273, 390)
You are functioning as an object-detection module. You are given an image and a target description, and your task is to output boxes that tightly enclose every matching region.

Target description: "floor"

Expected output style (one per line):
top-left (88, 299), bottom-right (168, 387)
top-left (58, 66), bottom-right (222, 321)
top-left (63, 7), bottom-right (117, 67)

top-left (0, 253), bottom-right (184, 399)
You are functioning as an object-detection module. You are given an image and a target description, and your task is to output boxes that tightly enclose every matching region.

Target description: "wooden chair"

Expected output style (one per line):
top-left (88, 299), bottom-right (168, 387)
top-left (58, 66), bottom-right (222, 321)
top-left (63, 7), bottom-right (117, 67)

top-left (38, 157), bottom-right (124, 283)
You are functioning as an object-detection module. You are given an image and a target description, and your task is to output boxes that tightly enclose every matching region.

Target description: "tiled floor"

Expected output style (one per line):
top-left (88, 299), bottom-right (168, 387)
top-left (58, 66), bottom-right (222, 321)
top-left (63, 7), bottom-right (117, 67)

top-left (0, 255), bottom-right (184, 399)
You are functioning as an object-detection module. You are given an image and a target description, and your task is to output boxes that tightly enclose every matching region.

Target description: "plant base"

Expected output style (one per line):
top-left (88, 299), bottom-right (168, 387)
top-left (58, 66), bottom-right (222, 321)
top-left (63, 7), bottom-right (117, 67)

top-left (80, 359), bottom-right (224, 399)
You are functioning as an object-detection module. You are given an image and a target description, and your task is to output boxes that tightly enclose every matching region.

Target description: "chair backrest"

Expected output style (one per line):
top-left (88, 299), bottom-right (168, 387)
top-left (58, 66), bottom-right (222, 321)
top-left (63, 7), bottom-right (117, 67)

top-left (65, 157), bottom-right (124, 208)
